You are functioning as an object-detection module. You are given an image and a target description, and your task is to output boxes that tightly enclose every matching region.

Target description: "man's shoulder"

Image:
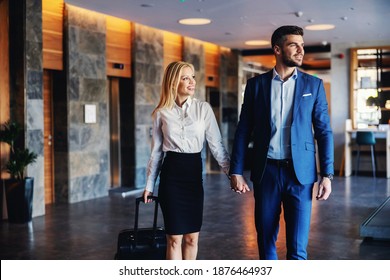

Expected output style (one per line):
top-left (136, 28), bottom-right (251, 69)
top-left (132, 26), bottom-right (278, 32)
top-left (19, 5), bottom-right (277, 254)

top-left (298, 70), bottom-right (322, 83)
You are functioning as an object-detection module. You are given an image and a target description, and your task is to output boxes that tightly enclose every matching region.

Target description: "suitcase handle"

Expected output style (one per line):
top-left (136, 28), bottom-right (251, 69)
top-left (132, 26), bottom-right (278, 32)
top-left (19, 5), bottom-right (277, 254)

top-left (133, 196), bottom-right (160, 244)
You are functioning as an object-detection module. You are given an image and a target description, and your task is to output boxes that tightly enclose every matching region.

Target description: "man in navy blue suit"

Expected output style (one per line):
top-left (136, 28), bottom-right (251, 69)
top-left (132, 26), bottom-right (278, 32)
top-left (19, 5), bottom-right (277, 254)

top-left (230, 25), bottom-right (334, 260)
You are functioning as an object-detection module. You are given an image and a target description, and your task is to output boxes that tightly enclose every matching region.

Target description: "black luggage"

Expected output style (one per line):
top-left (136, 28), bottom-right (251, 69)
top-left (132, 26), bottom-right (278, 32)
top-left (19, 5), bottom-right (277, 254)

top-left (115, 196), bottom-right (167, 260)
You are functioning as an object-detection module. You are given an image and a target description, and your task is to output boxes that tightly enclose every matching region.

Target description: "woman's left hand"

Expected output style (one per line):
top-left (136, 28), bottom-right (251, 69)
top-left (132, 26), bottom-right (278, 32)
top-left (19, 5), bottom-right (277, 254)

top-left (143, 190), bottom-right (153, 203)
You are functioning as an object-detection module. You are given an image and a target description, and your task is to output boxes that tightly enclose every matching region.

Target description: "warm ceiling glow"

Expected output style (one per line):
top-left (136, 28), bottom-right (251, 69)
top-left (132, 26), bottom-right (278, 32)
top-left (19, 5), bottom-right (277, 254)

top-left (245, 40), bottom-right (270, 46)
top-left (305, 24), bottom-right (335, 31)
top-left (178, 18), bottom-right (211, 25)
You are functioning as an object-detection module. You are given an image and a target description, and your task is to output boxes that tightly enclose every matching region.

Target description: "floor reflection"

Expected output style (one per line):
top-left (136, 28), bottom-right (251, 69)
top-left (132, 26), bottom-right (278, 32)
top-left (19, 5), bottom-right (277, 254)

top-left (0, 172), bottom-right (389, 260)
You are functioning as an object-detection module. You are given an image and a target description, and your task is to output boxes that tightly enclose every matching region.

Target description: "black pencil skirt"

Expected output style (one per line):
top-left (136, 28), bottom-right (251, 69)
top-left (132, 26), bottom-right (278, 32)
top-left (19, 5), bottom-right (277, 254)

top-left (158, 151), bottom-right (203, 235)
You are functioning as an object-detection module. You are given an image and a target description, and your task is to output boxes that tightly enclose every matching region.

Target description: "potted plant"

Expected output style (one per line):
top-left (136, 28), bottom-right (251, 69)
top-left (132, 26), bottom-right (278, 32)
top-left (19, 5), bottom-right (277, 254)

top-left (0, 120), bottom-right (37, 223)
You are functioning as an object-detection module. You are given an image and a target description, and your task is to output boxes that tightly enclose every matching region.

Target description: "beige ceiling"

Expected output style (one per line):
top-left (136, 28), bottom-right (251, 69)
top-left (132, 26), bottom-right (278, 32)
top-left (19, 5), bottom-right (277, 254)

top-left (65, 0), bottom-right (390, 70)
top-left (65, 0), bottom-right (390, 50)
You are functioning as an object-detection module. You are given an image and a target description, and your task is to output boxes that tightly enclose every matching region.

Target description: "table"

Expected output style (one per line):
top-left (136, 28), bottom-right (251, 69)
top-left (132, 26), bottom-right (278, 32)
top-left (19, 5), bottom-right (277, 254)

top-left (344, 127), bottom-right (390, 178)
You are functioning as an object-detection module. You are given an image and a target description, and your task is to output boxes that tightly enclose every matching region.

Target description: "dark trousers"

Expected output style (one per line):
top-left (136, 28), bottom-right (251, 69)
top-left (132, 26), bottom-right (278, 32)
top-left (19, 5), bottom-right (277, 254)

top-left (254, 160), bottom-right (314, 260)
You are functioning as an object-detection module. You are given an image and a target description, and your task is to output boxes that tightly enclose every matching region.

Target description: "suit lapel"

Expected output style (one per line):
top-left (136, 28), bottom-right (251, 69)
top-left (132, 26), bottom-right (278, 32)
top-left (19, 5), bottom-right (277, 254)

top-left (292, 70), bottom-right (306, 122)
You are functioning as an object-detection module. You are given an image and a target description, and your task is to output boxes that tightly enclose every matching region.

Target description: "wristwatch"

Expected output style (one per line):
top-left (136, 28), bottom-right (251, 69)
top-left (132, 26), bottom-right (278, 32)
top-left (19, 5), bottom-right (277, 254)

top-left (322, 174), bottom-right (334, 181)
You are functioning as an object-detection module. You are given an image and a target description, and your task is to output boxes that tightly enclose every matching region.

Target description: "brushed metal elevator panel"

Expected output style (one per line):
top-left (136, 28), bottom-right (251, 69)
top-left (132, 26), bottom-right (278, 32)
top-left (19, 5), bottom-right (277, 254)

top-left (110, 78), bottom-right (121, 188)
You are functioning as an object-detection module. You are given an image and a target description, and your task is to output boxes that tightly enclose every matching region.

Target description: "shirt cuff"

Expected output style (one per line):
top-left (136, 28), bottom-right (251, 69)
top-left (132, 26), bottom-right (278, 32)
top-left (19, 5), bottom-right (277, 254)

top-left (145, 181), bottom-right (155, 193)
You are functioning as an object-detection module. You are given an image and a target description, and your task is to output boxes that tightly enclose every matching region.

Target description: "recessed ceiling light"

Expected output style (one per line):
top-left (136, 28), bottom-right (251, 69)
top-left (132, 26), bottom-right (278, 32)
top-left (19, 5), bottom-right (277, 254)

top-left (245, 40), bottom-right (270, 46)
top-left (305, 24), bottom-right (335, 31)
top-left (178, 18), bottom-right (211, 25)
top-left (140, 4), bottom-right (154, 8)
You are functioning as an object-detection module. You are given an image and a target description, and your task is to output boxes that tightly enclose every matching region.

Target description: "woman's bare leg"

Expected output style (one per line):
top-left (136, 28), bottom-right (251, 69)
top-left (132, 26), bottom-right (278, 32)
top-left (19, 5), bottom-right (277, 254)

top-left (182, 232), bottom-right (199, 260)
top-left (166, 234), bottom-right (183, 260)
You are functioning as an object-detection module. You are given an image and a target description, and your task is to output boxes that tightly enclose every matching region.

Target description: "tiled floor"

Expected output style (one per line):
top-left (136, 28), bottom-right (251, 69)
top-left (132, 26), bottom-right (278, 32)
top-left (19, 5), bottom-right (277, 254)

top-left (1, 173), bottom-right (390, 260)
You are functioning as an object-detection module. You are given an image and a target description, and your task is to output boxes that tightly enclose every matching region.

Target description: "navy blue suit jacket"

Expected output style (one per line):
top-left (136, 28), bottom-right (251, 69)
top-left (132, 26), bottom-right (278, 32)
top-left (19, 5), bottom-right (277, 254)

top-left (230, 69), bottom-right (334, 185)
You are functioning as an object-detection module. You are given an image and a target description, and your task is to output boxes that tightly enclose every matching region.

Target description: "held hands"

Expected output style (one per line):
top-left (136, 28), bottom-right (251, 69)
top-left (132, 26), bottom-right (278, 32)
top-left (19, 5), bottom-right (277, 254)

top-left (229, 174), bottom-right (250, 194)
top-left (316, 177), bottom-right (332, 201)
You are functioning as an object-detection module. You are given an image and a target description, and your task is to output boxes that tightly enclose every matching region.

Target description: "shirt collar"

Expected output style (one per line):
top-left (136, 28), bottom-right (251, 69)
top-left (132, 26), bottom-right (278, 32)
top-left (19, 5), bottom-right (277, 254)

top-left (272, 68), bottom-right (298, 81)
top-left (174, 97), bottom-right (193, 110)
top-left (185, 97), bottom-right (193, 108)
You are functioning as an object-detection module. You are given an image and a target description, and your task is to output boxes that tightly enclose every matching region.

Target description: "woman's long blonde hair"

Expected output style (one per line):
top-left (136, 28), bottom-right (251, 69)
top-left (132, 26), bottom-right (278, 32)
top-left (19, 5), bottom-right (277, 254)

top-left (152, 61), bottom-right (195, 116)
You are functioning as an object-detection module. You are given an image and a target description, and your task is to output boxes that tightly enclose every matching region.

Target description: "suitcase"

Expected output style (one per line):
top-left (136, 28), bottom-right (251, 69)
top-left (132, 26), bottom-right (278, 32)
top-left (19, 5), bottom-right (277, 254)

top-left (115, 196), bottom-right (167, 260)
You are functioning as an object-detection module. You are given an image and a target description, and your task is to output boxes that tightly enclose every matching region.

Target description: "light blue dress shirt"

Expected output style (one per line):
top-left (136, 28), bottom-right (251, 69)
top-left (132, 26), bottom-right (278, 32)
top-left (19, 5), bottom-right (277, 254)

top-left (267, 68), bottom-right (298, 160)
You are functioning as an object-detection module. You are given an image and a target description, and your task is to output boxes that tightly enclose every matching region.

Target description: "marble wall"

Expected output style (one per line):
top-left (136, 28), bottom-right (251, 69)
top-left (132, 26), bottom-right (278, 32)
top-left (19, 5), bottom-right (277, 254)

top-left (25, 0), bottom-right (45, 216)
top-left (220, 49), bottom-right (241, 153)
top-left (62, 5), bottom-right (109, 203)
top-left (26, 0), bottom-right (45, 217)
top-left (8, 0), bottom-right (45, 217)
top-left (183, 38), bottom-right (206, 102)
top-left (133, 24), bottom-right (164, 188)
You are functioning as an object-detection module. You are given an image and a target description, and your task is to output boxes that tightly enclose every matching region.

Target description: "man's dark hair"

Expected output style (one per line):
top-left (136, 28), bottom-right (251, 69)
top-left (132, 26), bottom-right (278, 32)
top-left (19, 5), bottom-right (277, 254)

top-left (271, 25), bottom-right (304, 48)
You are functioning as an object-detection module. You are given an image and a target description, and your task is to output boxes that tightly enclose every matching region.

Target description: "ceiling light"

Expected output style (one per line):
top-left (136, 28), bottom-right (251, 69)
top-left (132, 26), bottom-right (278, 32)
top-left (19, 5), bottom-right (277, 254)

top-left (245, 40), bottom-right (270, 46)
top-left (140, 4), bottom-right (154, 8)
top-left (178, 18), bottom-right (211, 25)
top-left (305, 24), bottom-right (335, 31)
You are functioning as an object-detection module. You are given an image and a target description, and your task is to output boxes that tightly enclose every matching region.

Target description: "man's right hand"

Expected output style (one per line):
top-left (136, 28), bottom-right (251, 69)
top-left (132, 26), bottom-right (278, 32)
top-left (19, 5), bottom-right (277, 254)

top-left (230, 175), bottom-right (250, 194)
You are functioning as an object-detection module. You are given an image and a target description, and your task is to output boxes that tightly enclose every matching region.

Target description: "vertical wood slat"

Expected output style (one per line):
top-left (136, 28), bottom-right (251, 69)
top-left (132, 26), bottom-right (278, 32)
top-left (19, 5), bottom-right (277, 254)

top-left (42, 0), bottom-right (64, 70)
top-left (164, 31), bottom-right (183, 70)
top-left (0, 0), bottom-right (10, 179)
top-left (106, 16), bottom-right (131, 78)
top-left (43, 70), bottom-right (54, 204)
top-left (204, 42), bottom-right (220, 87)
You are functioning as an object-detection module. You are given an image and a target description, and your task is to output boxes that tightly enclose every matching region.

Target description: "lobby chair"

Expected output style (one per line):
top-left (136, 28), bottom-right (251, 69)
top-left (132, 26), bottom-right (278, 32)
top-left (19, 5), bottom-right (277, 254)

top-left (355, 131), bottom-right (377, 177)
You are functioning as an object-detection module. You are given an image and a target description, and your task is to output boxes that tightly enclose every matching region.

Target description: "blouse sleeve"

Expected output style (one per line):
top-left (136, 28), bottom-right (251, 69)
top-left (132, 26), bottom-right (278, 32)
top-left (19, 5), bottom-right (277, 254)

top-left (203, 102), bottom-right (230, 174)
top-left (145, 111), bottom-right (164, 192)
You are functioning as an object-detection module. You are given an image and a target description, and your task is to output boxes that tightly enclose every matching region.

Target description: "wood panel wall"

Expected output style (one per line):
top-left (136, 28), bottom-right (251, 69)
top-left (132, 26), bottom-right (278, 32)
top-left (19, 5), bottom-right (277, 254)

top-left (164, 31), bottom-right (183, 70)
top-left (43, 70), bottom-right (54, 204)
top-left (0, 0), bottom-right (10, 179)
top-left (106, 16), bottom-right (131, 78)
top-left (204, 42), bottom-right (220, 87)
top-left (42, 0), bottom-right (64, 70)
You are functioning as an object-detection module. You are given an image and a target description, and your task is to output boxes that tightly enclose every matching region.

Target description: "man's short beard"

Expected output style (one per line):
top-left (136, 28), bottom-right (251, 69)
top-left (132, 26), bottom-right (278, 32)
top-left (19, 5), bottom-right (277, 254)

top-left (281, 49), bottom-right (302, 67)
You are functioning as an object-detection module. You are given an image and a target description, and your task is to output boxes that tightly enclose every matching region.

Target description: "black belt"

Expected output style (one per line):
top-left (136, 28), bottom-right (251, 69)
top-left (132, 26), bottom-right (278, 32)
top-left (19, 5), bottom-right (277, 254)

top-left (267, 158), bottom-right (293, 168)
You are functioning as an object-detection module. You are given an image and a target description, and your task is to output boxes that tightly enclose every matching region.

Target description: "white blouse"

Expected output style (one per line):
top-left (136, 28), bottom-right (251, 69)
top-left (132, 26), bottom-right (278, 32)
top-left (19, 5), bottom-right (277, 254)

top-left (145, 97), bottom-right (230, 192)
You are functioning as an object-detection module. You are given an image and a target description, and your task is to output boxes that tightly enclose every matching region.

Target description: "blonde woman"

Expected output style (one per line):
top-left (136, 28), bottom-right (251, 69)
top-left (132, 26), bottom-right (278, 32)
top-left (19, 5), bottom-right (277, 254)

top-left (143, 61), bottom-right (230, 260)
